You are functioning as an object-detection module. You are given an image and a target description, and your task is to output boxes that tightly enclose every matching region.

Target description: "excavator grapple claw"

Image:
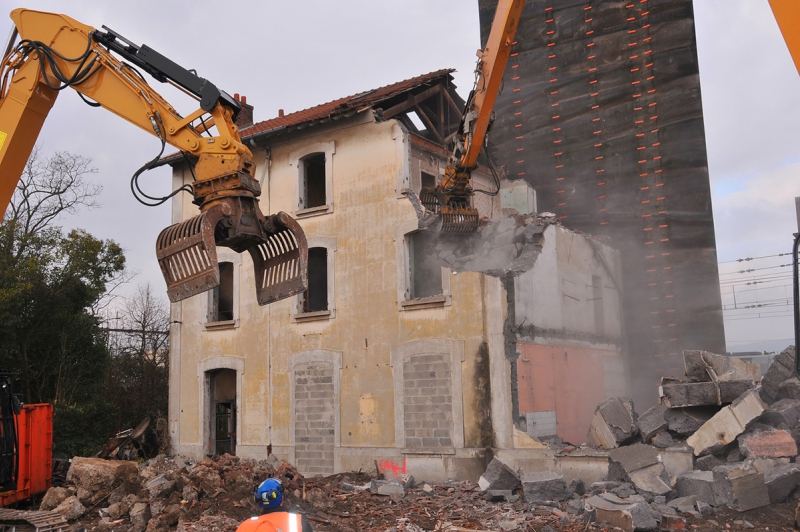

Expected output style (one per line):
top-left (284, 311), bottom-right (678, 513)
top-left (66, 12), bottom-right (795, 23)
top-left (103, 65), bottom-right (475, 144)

top-left (440, 206), bottom-right (480, 234)
top-left (156, 205), bottom-right (308, 305)
top-left (248, 212), bottom-right (308, 306)
top-left (156, 206), bottom-right (224, 303)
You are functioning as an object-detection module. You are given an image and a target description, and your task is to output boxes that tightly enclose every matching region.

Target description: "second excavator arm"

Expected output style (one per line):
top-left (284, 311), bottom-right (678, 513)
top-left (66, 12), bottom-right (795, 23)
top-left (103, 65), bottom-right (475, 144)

top-left (436, 0), bottom-right (525, 233)
top-left (0, 8), bottom-right (306, 304)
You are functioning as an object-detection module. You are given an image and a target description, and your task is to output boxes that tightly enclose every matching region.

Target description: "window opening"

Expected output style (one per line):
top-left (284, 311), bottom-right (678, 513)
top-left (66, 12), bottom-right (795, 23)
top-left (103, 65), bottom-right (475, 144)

top-left (303, 247), bottom-right (328, 312)
top-left (215, 401), bottom-right (234, 455)
top-left (301, 153), bottom-right (326, 209)
top-left (420, 171), bottom-right (440, 213)
top-left (406, 111), bottom-right (427, 132)
top-left (209, 262), bottom-right (234, 322)
top-left (408, 232), bottom-right (442, 299)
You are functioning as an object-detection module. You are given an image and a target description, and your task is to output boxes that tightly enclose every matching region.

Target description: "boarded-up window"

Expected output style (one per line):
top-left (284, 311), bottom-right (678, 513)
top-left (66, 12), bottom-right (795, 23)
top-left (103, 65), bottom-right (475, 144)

top-left (301, 153), bottom-right (326, 209)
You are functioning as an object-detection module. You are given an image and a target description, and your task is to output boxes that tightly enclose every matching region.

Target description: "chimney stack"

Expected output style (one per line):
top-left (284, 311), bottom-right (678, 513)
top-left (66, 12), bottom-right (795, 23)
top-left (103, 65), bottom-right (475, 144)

top-left (233, 94), bottom-right (254, 129)
top-left (278, 109), bottom-right (285, 118)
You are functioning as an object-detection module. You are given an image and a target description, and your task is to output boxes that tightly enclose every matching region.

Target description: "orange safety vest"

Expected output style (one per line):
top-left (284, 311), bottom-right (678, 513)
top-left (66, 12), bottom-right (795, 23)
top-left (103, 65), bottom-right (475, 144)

top-left (236, 512), bottom-right (305, 532)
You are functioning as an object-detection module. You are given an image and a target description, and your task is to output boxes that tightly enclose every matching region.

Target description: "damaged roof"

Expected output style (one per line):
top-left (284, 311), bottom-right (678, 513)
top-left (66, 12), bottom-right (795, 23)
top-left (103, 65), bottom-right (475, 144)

top-left (240, 68), bottom-right (455, 138)
top-left (159, 69), bottom-right (456, 167)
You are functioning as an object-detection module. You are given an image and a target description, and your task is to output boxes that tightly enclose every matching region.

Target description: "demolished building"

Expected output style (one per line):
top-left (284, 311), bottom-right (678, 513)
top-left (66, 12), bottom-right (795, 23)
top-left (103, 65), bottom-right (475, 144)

top-left (478, 0), bottom-right (726, 408)
top-left (163, 70), bottom-right (628, 479)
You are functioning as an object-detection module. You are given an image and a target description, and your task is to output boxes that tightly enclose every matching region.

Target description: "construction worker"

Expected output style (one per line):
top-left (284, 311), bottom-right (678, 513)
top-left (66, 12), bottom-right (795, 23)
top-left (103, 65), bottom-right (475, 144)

top-left (236, 478), bottom-right (313, 532)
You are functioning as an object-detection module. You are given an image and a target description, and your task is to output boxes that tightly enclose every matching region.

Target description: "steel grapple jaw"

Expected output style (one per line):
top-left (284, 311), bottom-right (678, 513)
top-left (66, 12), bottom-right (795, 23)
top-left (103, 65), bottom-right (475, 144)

top-left (156, 194), bottom-right (308, 305)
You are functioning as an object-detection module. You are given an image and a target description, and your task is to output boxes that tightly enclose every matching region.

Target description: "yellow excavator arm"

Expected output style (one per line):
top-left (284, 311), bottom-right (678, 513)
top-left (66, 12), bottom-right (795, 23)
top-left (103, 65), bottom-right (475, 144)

top-left (437, 0), bottom-right (526, 233)
top-left (0, 8), bottom-right (306, 305)
top-left (769, 0), bottom-right (800, 76)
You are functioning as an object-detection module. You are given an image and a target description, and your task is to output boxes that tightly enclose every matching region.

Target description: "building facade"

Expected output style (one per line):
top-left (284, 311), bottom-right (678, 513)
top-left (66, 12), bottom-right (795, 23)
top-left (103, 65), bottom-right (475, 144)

top-left (166, 71), bottom-right (627, 479)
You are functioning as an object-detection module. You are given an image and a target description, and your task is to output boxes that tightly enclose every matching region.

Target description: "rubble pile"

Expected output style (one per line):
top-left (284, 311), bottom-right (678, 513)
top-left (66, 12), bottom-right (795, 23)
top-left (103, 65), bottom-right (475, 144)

top-left (565, 346), bottom-right (800, 530)
top-left (36, 348), bottom-right (800, 531)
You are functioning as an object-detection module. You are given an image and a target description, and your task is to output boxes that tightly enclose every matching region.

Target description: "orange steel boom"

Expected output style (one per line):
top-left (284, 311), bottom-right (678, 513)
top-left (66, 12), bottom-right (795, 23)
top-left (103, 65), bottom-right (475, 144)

top-left (769, 0), bottom-right (800, 76)
top-left (437, 0), bottom-right (526, 233)
top-left (0, 8), bottom-right (306, 305)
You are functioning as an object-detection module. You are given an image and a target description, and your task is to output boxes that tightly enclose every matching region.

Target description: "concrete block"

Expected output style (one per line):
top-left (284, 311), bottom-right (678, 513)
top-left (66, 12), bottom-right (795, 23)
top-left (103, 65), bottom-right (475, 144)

top-left (761, 346), bottom-right (795, 404)
top-left (478, 458), bottom-right (521, 492)
top-left (764, 463), bottom-right (800, 503)
top-left (586, 396), bottom-right (639, 449)
top-left (522, 471), bottom-right (568, 502)
top-left (584, 493), bottom-right (658, 532)
top-left (638, 406), bottom-right (667, 442)
top-left (608, 444), bottom-right (671, 495)
top-left (686, 390), bottom-right (767, 456)
top-left (751, 457), bottom-right (791, 475)
top-left (675, 471), bottom-right (716, 506)
top-left (683, 351), bottom-right (761, 383)
top-left (778, 377), bottom-right (800, 401)
top-left (759, 398), bottom-right (800, 429)
top-left (739, 429), bottom-right (797, 459)
top-left (667, 495), bottom-right (698, 516)
top-left (664, 407), bottom-right (718, 436)
top-left (659, 446), bottom-right (694, 485)
top-left (376, 483), bottom-right (405, 498)
top-left (694, 455), bottom-right (724, 472)
top-left (651, 432), bottom-right (675, 448)
top-left (712, 463), bottom-right (770, 511)
top-left (659, 379), bottom-right (754, 408)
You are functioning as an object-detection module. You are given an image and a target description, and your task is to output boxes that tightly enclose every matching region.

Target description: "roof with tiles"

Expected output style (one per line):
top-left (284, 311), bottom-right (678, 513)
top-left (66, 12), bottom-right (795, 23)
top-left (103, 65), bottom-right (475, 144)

top-left (159, 69), bottom-right (455, 166)
top-left (238, 68), bottom-right (455, 137)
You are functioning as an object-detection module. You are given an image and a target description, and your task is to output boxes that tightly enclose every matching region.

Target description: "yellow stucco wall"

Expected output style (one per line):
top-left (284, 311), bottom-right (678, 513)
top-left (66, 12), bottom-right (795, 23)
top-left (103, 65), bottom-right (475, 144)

top-left (173, 117), bottom-right (493, 459)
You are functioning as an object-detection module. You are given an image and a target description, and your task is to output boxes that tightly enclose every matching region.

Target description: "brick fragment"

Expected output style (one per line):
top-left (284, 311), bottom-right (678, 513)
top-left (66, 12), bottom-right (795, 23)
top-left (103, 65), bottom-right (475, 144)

top-left (739, 429), bottom-right (798, 459)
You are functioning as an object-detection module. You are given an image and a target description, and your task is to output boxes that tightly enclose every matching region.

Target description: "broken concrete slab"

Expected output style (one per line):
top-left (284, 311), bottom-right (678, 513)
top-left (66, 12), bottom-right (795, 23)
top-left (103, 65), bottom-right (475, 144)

top-left (664, 407), bottom-right (718, 436)
top-left (586, 396), bottom-right (639, 449)
top-left (751, 457), bottom-right (791, 475)
top-left (659, 379), bottom-right (755, 408)
top-left (478, 457), bottom-right (521, 492)
top-left (54, 496), bottom-right (86, 521)
top-left (761, 346), bottom-right (795, 404)
top-left (739, 429), bottom-right (798, 459)
top-left (667, 495), bottom-right (698, 516)
top-left (694, 455), bottom-right (724, 472)
top-left (675, 470), bottom-right (716, 506)
top-left (608, 444), bottom-right (671, 495)
top-left (584, 493), bottom-right (657, 532)
top-left (659, 446), bottom-right (694, 485)
top-left (638, 406), bottom-right (667, 443)
top-left (66, 457), bottom-right (139, 493)
top-left (765, 463), bottom-right (800, 504)
top-left (712, 463), bottom-right (770, 512)
top-left (686, 389), bottom-right (767, 456)
top-left (521, 472), bottom-right (568, 502)
top-left (777, 377), bottom-right (800, 402)
top-left (651, 432), bottom-right (675, 448)
top-left (683, 351), bottom-right (761, 383)
top-left (759, 398), bottom-right (800, 429)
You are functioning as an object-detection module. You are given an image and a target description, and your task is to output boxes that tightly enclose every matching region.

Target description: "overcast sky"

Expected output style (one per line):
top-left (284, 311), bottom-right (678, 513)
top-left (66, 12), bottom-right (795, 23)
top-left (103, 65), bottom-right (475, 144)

top-left (3, 1), bottom-right (799, 352)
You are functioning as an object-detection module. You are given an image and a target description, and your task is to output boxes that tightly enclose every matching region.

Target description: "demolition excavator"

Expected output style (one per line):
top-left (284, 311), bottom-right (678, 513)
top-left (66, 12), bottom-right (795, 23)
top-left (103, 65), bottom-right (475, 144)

top-left (0, 8), bottom-right (308, 307)
top-left (0, 7), bottom-right (308, 511)
top-left (435, 0), bottom-right (525, 233)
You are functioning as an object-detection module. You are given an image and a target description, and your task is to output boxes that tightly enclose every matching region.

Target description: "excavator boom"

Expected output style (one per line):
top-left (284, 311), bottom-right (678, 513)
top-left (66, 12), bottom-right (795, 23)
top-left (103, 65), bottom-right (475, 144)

top-left (769, 0), bottom-right (800, 76)
top-left (0, 8), bottom-right (307, 304)
top-left (437, 0), bottom-right (526, 233)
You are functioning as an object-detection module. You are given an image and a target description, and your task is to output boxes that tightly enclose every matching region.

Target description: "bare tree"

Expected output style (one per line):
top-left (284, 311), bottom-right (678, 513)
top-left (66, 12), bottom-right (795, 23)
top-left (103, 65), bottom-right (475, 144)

top-left (3, 147), bottom-right (101, 259)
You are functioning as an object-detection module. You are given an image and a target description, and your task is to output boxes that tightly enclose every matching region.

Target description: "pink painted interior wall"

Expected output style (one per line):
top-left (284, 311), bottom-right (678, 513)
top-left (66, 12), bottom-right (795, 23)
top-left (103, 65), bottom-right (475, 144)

top-left (517, 343), bottom-right (618, 445)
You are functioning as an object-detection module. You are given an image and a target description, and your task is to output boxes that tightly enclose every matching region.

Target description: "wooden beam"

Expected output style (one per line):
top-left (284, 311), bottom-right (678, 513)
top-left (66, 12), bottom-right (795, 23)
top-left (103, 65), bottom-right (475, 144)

top-left (442, 87), bottom-right (463, 119)
top-left (413, 103), bottom-right (444, 143)
top-left (380, 84), bottom-right (441, 120)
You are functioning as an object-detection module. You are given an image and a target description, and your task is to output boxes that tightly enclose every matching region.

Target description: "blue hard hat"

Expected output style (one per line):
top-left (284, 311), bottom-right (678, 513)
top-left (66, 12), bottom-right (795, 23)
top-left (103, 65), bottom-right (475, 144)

top-left (254, 478), bottom-right (284, 510)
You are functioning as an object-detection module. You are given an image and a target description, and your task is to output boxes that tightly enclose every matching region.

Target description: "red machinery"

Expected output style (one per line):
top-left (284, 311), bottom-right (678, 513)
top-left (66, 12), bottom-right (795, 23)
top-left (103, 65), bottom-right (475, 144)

top-left (0, 373), bottom-right (52, 506)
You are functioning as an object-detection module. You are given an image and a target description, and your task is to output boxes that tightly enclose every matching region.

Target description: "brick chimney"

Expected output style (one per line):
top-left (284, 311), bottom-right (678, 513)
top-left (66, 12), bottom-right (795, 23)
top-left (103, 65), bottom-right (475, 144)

top-left (233, 93), bottom-right (254, 129)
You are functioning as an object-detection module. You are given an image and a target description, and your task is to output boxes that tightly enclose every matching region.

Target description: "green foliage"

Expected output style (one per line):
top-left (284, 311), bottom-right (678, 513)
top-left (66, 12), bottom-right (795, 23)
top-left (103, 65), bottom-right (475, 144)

top-left (0, 220), bottom-right (126, 455)
top-left (52, 401), bottom-right (119, 459)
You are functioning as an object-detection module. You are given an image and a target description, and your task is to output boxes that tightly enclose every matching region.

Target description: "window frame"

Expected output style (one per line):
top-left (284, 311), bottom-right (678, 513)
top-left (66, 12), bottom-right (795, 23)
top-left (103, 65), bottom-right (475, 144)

top-left (394, 220), bottom-right (451, 311)
top-left (290, 141), bottom-right (335, 219)
top-left (205, 251), bottom-right (241, 331)
top-left (292, 237), bottom-right (337, 323)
